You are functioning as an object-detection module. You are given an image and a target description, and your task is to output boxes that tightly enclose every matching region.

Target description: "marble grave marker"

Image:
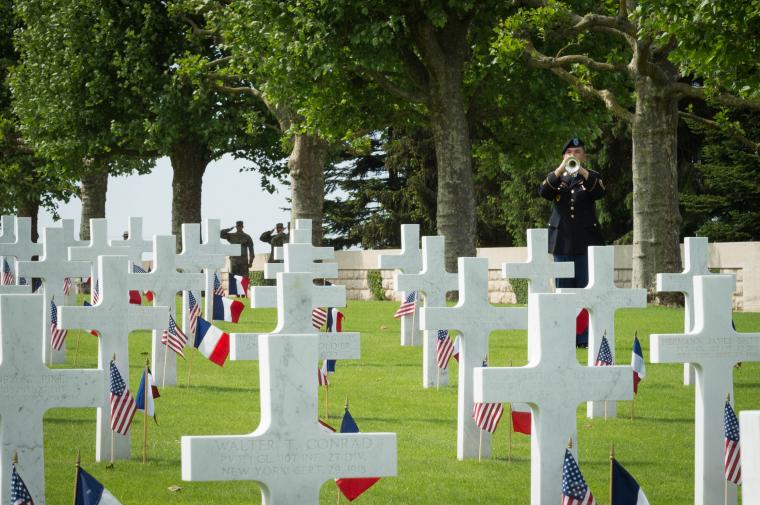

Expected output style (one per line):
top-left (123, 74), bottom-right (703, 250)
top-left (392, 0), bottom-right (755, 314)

top-left (182, 316), bottom-right (396, 503)
top-left (473, 291), bottom-right (632, 505)
top-left (0, 216), bottom-right (42, 286)
top-left (69, 218), bottom-right (132, 291)
top-left (557, 246), bottom-right (646, 418)
top-left (651, 274), bottom-right (760, 505)
top-left (502, 228), bottom-right (573, 295)
top-left (129, 236), bottom-right (205, 386)
top-left (59, 256), bottom-right (169, 462)
top-left (0, 294), bottom-right (102, 505)
top-left (656, 237), bottom-right (712, 386)
top-left (17, 227), bottom-right (90, 364)
top-left (421, 257), bottom-right (527, 460)
top-left (396, 236), bottom-right (457, 388)
top-left (378, 224), bottom-right (422, 346)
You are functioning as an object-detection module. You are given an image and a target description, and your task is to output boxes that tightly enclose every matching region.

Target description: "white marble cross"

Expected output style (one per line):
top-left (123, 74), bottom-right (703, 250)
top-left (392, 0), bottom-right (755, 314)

top-left (657, 237), bottom-right (712, 386)
top-left (17, 227), bottom-right (91, 364)
top-left (557, 246), bottom-right (646, 418)
top-left (0, 294), bottom-right (102, 505)
top-left (109, 217), bottom-right (152, 264)
top-left (59, 256), bottom-right (169, 462)
top-left (177, 220), bottom-right (238, 331)
top-left (421, 257), bottom-right (527, 460)
top-left (231, 272), bottom-right (359, 362)
top-left (502, 228), bottom-right (574, 295)
top-left (0, 217), bottom-right (42, 284)
top-left (128, 236), bottom-right (205, 386)
top-left (0, 283), bottom-right (31, 294)
top-left (69, 218), bottom-right (132, 289)
top-left (740, 410), bottom-right (760, 504)
top-left (378, 224), bottom-right (422, 346)
top-left (395, 236), bottom-right (457, 388)
top-left (473, 291), bottom-right (632, 505)
top-left (267, 219), bottom-right (335, 280)
top-left (59, 219), bottom-right (88, 304)
top-left (651, 274), bottom-right (760, 505)
top-left (182, 331), bottom-right (396, 504)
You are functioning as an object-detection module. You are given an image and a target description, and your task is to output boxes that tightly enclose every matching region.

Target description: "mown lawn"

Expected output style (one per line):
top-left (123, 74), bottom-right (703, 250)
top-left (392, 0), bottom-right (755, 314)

top-left (39, 299), bottom-right (760, 504)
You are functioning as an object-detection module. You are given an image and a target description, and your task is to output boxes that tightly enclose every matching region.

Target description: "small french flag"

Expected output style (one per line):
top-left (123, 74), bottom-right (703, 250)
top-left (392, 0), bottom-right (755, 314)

top-left (194, 317), bottom-right (230, 366)
top-left (510, 403), bottom-right (531, 435)
top-left (228, 274), bottom-right (250, 297)
top-left (212, 295), bottom-right (245, 323)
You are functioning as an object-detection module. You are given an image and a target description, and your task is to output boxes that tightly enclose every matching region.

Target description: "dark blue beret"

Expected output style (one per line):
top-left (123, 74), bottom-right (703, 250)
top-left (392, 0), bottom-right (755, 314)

top-left (562, 137), bottom-right (584, 154)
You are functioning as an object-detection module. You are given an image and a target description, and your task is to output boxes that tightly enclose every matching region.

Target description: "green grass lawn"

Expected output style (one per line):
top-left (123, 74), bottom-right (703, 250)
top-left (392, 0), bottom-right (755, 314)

top-left (39, 299), bottom-right (760, 504)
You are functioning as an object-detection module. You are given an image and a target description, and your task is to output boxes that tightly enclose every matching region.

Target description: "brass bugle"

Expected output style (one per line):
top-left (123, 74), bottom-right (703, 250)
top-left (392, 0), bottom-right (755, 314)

top-left (564, 156), bottom-right (580, 175)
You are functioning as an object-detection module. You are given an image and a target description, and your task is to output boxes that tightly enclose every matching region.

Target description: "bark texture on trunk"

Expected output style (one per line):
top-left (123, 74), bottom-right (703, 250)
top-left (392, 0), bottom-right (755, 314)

top-left (17, 197), bottom-right (39, 243)
top-left (170, 140), bottom-right (210, 252)
top-left (289, 133), bottom-right (328, 246)
top-left (409, 16), bottom-right (476, 272)
top-left (631, 77), bottom-right (682, 296)
top-left (79, 170), bottom-right (108, 240)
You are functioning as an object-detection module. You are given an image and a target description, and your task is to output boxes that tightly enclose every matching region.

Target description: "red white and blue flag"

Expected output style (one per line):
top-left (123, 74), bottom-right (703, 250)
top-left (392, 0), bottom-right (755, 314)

top-left (335, 408), bottom-right (381, 500)
top-left (435, 329), bottom-right (454, 369)
top-left (511, 403), bottom-right (532, 435)
top-left (228, 274), bottom-right (249, 297)
top-left (724, 399), bottom-right (742, 485)
top-left (194, 316), bottom-right (230, 366)
top-left (326, 308), bottom-right (344, 332)
top-left (312, 307), bottom-right (327, 330)
top-left (92, 280), bottom-right (100, 305)
top-left (11, 463), bottom-right (34, 505)
top-left (318, 360), bottom-right (330, 386)
top-left (472, 357), bottom-right (504, 433)
top-left (75, 465), bottom-right (122, 505)
top-left (212, 295), bottom-right (244, 323)
top-left (50, 299), bottom-right (68, 351)
top-left (632, 334), bottom-right (645, 394)
top-left (63, 277), bottom-right (72, 296)
top-left (393, 291), bottom-right (417, 318)
top-left (135, 367), bottom-right (157, 421)
top-left (161, 315), bottom-right (187, 358)
top-left (213, 273), bottom-right (225, 296)
top-left (562, 448), bottom-right (596, 505)
top-left (595, 335), bottom-right (614, 366)
top-left (611, 458), bottom-right (650, 505)
top-left (452, 334), bottom-right (460, 362)
top-left (188, 291), bottom-right (201, 335)
top-left (2, 258), bottom-right (14, 285)
top-left (108, 360), bottom-right (136, 435)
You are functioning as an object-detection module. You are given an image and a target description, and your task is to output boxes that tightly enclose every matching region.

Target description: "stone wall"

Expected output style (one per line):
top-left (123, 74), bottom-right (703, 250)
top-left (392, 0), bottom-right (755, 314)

top-left (232, 241), bottom-right (759, 311)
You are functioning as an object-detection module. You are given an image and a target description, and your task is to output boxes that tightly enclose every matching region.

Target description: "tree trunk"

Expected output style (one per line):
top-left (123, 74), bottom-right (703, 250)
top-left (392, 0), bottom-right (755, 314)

top-left (79, 170), bottom-right (108, 240)
top-left (17, 196), bottom-right (40, 243)
top-left (631, 78), bottom-right (682, 297)
top-left (170, 140), bottom-right (211, 252)
top-left (289, 133), bottom-right (328, 245)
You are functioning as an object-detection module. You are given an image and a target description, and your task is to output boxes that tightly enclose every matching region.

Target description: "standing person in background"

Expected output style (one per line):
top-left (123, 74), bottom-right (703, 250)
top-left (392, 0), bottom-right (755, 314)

top-left (220, 220), bottom-right (254, 280)
top-left (259, 222), bottom-right (290, 263)
top-left (539, 138), bottom-right (605, 347)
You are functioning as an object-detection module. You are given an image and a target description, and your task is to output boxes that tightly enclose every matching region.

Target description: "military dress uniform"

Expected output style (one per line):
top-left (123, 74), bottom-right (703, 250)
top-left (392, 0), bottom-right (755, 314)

top-left (220, 229), bottom-right (254, 277)
top-left (259, 230), bottom-right (290, 263)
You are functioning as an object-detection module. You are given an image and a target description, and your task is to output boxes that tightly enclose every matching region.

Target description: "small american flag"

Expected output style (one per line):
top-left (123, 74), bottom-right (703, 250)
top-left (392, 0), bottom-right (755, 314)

top-left (2, 258), bottom-right (14, 285)
top-left (109, 360), bottom-right (137, 435)
top-left (213, 273), bottom-right (225, 296)
top-left (63, 277), bottom-right (72, 296)
top-left (318, 360), bottom-right (329, 386)
top-left (435, 329), bottom-right (454, 369)
top-left (92, 280), bottom-right (100, 305)
top-left (393, 291), bottom-right (417, 318)
top-left (50, 299), bottom-right (67, 351)
top-left (595, 335), bottom-right (613, 366)
top-left (132, 263), bottom-right (147, 274)
top-left (472, 357), bottom-right (504, 433)
top-left (312, 307), bottom-right (327, 330)
top-left (188, 291), bottom-right (201, 335)
top-left (724, 399), bottom-right (742, 484)
top-left (161, 315), bottom-right (187, 359)
top-left (11, 464), bottom-right (34, 505)
top-left (19, 276), bottom-right (27, 286)
top-left (562, 448), bottom-right (596, 505)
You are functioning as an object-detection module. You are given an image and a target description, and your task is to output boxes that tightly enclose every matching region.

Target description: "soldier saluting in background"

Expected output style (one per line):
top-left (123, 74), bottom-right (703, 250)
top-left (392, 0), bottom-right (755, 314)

top-left (259, 222), bottom-right (290, 263)
top-left (220, 220), bottom-right (254, 279)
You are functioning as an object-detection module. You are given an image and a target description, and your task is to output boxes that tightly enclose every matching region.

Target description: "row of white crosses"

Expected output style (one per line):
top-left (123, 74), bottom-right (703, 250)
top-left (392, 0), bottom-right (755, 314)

top-left (183, 225), bottom-right (397, 504)
top-left (230, 219), bottom-right (360, 364)
top-left (378, 224), bottom-right (423, 346)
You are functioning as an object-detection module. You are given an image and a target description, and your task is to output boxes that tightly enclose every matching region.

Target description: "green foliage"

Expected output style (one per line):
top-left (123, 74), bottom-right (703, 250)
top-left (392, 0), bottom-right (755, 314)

top-left (680, 110), bottom-right (760, 241)
top-left (366, 270), bottom-right (385, 301)
top-left (248, 270), bottom-right (268, 287)
top-left (509, 277), bottom-right (528, 305)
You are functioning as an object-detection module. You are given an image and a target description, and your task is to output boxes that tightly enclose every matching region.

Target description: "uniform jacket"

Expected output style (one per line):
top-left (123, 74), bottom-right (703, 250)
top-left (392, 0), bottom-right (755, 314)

top-left (539, 169), bottom-right (605, 255)
top-left (220, 230), bottom-right (254, 264)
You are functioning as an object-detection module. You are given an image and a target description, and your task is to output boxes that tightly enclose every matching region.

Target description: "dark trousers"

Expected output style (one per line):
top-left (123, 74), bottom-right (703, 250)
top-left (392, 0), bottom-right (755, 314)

top-left (554, 254), bottom-right (589, 347)
top-left (553, 254), bottom-right (589, 289)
